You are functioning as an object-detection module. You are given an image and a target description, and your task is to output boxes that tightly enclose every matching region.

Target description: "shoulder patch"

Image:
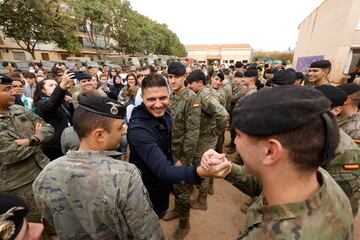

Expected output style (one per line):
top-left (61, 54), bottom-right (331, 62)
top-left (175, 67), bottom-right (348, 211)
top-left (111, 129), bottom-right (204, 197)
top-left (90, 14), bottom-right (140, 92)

top-left (343, 163), bottom-right (359, 170)
top-left (192, 103), bottom-right (200, 108)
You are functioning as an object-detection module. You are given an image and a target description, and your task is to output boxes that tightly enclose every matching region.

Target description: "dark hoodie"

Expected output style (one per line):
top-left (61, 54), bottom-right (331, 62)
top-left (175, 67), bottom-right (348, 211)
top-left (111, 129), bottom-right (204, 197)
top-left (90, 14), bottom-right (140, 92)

top-left (127, 103), bottom-right (201, 216)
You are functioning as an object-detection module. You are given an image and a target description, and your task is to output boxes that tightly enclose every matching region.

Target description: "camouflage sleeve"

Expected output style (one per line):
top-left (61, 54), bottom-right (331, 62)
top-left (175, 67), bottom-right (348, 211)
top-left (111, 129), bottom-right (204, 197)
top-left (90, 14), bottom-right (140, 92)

top-left (210, 97), bottom-right (229, 134)
top-left (0, 136), bottom-right (43, 164)
top-left (121, 167), bottom-right (165, 240)
top-left (225, 163), bottom-right (263, 198)
top-left (28, 111), bottom-right (55, 143)
top-left (181, 96), bottom-right (201, 165)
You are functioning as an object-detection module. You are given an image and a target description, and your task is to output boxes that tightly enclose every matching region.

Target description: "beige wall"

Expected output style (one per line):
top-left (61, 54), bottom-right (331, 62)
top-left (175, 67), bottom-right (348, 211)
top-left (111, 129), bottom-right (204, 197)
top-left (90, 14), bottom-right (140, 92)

top-left (293, 0), bottom-right (360, 82)
top-left (186, 46), bottom-right (252, 63)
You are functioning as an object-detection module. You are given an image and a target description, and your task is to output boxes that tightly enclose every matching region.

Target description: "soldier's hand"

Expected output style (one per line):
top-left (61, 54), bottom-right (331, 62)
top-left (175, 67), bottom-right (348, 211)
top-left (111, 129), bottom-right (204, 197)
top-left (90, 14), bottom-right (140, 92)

top-left (197, 158), bottom-right (232, 178)
top-left (33, 122), bottom-right (43, 136)
top-left (14, 139), bottom-right (30, 146)
top-left (201, 149), bottom-right (225, 171)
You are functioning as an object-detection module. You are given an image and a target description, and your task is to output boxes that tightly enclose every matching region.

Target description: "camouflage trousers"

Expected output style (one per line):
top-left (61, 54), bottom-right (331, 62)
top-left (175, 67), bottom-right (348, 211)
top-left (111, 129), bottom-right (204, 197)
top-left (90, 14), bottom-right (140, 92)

top-left (172, 182), bottom-right (193, 219)
top-left (6, 182), bottom-right (57, 238)
top-left (194, 133), bottom-right (218, 198)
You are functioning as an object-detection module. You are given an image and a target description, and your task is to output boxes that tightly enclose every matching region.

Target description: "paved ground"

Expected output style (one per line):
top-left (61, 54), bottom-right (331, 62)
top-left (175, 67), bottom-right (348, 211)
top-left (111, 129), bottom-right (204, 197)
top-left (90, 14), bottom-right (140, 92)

top-left (161, 132), bottom-right (360, 239)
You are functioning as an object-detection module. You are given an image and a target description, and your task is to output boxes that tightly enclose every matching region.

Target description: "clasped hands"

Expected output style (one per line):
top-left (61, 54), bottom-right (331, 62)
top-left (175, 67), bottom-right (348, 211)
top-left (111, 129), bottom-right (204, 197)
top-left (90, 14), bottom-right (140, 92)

top-left (196, 149), bottom-right (232, 178)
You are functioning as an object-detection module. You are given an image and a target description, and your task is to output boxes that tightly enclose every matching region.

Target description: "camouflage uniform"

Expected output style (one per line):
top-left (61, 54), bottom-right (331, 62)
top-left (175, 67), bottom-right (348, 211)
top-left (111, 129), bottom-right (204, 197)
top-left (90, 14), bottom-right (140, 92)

top-left (167, 88), bottom-right (201, 225)
top-left (32, 151), bottom-right (164, 240)
top-left (192, 87), bottom-right (229, 207)
top-left (0, 104), bottom-right (54, 223)
top-left (225, 165), bottom-right (354, 239)
top-left (222, 79), bottom-right (233, 112)
top-left (324, 129), bottom-right (360, 216)
top-left (338, 112), bottom-right (360, 147)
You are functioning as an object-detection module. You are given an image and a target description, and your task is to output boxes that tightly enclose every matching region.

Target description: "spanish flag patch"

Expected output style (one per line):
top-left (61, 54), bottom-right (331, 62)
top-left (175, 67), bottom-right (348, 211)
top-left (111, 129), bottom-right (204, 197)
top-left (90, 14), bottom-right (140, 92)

top-left (353, 139), bottom-right (360, 144)
top-left (343, 164), bottom-right (359, 170)
top-left (192, 103), bottom-right (200, 108)
top-left (205, 95), bottom-right (210, 100)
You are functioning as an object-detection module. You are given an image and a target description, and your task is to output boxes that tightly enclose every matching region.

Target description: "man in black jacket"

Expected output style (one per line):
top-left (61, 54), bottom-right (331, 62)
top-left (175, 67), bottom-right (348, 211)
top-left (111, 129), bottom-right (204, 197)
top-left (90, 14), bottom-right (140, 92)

top-left (127, 74), bottom-right (231, 219)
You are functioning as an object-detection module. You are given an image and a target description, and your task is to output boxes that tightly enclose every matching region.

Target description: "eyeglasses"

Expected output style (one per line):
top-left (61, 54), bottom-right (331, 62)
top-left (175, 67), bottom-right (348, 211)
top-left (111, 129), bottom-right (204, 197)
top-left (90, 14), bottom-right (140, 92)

top-left (12, 85), bottom-right (23, 88)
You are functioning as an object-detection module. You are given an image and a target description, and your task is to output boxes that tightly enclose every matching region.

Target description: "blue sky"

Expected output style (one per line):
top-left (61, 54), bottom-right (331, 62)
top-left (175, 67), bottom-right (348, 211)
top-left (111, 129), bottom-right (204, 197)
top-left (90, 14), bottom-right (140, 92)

top-left (129, 0), bottom-right (325, 51)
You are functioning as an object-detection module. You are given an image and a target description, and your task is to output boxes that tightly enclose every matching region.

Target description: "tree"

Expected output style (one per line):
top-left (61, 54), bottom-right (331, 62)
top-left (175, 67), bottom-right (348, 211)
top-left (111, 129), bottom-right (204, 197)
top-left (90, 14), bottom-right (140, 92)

top-left (67, 0), bottom-right (127, 59)
top-left (0, 0), bottom-right (81, 59)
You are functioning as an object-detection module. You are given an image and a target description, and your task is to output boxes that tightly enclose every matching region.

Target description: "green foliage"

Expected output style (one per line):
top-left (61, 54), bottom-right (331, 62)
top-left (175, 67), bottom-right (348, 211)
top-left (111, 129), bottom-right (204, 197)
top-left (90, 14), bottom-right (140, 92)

top-left (112, 6), bottom-right (186, 57)
top-left (0, 0), bottom-right (81, 59)
top-left (0, 0), bottom-right (186, 59)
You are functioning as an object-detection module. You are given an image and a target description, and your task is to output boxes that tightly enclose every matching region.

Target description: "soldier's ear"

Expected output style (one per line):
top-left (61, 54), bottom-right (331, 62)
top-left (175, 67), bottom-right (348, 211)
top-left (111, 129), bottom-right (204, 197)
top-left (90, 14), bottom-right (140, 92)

top-left (93, 128), bottom-right (106, 143)
top-left (262, 138), bottom-right (283, 166)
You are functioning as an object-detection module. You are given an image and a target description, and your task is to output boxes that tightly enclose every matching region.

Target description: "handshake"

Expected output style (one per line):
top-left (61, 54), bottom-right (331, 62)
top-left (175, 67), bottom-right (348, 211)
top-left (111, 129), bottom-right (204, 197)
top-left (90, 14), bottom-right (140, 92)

top-left (196, 149), bottom-right (233, 178)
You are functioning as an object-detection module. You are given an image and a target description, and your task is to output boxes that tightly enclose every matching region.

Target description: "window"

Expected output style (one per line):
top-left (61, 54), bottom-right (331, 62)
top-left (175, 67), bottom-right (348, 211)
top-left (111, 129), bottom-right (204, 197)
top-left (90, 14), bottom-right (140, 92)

top-left (12, 51), bottom-right (26, 60)
top-left (230, 60), bottom-right (234, 63)
top-left (41, 53), bottom-right (49, 60)
top-left (60, 53), bottom-right (69, 60)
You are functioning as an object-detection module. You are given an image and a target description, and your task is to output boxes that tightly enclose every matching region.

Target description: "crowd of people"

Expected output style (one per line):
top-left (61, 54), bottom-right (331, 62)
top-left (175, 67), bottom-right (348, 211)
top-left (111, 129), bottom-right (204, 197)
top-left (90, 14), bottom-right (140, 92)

top-left (0, 58), bottom-right (359, 240)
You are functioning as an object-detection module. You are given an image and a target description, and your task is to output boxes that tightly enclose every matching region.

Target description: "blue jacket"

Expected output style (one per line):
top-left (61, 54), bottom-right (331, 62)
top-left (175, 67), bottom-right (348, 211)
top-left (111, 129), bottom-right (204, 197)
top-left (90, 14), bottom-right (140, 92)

top-left (127, 103), bottom-right (201, 215)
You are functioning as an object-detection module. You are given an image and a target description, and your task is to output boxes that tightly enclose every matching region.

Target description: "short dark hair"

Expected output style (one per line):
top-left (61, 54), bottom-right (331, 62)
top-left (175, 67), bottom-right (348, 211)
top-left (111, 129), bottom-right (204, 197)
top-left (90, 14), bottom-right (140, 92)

top-left (72, 107), bottom-right (114, 139)
top-left (249, 112), bottom-right (339, 172)
top-left (141, 73), bottom-right (168, 91)
top-left (23, 72), bottom-right (36, 79)
top-left (2, 61), bottom-right (10, 68)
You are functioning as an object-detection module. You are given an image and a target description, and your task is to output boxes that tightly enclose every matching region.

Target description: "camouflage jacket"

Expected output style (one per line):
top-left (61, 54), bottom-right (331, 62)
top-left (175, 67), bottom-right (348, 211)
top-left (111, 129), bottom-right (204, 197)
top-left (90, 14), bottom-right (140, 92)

top-left (234, 86), bottom-right (257, 105)
top-left (169, 88), bottom-right (201, 165)
top-left (0, 105), bottom-right (54, 191)
top-left (225, 165), bottom-right (353, 239)
top-left (338, 112), bottom-right (360, 147)
top-left (324, 129), bottom-right (360, 216)
top-left (211, 87), bottom-right (226, 107)
top-left (32, 151), bottom-right (164, 240)
top-left (222, 80), bottom-right (233, 112)
top-left (231, 82), bottom-right (247, 104)
top-left (197, 87), bottom-right (229, 136)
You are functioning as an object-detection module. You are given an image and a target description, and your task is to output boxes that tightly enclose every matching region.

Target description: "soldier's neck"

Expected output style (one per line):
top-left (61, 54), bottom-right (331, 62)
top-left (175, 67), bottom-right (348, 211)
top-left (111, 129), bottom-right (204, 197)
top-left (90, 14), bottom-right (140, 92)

top-left (340, 104), bottom-right (358, 119)
top-left (262, 169), bottom-right (320, 206)
top-left (315, 78), bottom-right (328, 86)
top-left (0, 105), bottom-right (8, 114)
top-left (78, 140), bottom-right (106, 152)
top-left (174, 86), bottom-right (185, 96)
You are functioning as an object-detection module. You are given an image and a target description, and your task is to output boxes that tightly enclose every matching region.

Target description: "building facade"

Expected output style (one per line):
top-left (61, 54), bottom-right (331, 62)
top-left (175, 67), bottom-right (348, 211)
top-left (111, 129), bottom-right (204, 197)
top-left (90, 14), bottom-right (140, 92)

top-left (293, 0), bottom-right (360, 83)
top-left (185, 44), bottom-right (253, 66)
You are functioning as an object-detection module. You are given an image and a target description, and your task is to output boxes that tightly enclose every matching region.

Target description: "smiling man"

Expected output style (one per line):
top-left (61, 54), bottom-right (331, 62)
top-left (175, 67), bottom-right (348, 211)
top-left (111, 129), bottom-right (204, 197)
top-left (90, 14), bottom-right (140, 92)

top-left (127, 74), bottom-right (232, 220)
top-left (308, 59), bottom-right (332, 86)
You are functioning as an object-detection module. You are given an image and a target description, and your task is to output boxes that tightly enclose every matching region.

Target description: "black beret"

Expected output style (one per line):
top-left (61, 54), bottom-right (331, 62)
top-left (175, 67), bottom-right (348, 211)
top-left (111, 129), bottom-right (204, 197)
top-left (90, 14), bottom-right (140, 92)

top-left (235, 61), bottom-right (243, 68)
top-left (272, 69), bottom-right (297, 85)
top-left (310, 60), bottom-right (331, 69)
top-left (233, 86), bottom-right (331, 136)
top-left (168, 61), bottom-right (186, 76)
top-left (295, 72), bottom-right (304, 79)
top-left (315, 85), bottom-right (348, 107)
top-left (213, 71), bottom-right (224, 80)
top-left (79, 96), bottom-right (126, 119)
top-left (337, 83), bottom-right (360, 95)
top-left (0, 74), bottom-right (12, 85)
top-left (186, 70), bottom-right (206, 83)
top-left (244, 69), bottom-right (258, 77)
top-left (234, 71), bottom-right (244, 78)
top-left (0, 193), bottom-right (28, 239)
top-left (75, 71), bottom-right (92, 81)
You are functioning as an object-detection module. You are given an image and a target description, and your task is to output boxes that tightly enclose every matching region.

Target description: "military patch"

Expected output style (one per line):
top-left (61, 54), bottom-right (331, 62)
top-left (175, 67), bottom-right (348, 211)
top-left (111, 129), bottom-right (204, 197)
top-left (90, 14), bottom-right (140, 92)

top-left (353, 139), bottom-right (360, 144)
top-left (205, 95), bottom-right (210, 100)
top-left (343, 163), bottom-right (359, 170)
top-left (192, 103), bottom-right (200, 108)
